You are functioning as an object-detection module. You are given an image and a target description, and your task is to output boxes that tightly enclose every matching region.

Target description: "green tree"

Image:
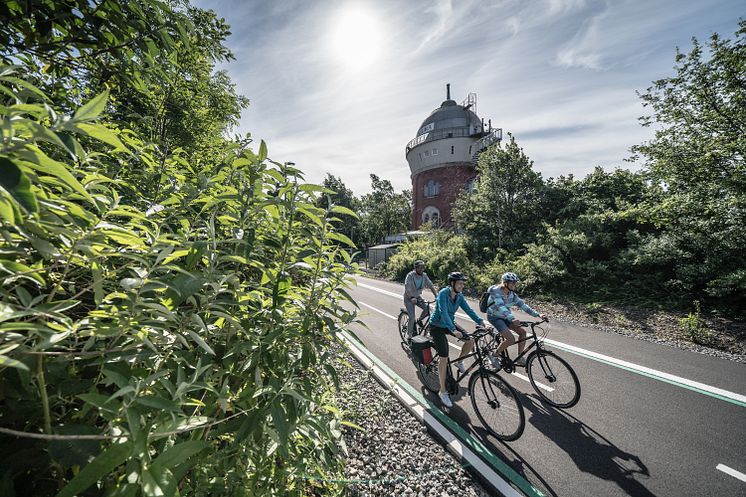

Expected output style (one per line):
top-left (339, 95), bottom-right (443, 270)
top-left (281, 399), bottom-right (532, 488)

top-left (318, 174), bottom-right (362, 249)
top-left (358, 174), bottom-right (411, 247)
top-left (453, 135), bottom-right (544, 260)
top-left (631, 19), bottom-right (746, 309)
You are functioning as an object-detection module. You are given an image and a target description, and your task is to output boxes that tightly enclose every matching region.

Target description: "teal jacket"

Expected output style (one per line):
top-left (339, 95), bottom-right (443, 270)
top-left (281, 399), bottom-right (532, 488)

top-left (486, 284), bottom-right (539, 322)
top-left (429, 287), bottom-right (483, 331)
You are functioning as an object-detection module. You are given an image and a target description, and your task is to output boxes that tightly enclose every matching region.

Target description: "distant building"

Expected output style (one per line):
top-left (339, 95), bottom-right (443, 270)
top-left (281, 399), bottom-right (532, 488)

top-left (405, 84), bottom-right (501, 229)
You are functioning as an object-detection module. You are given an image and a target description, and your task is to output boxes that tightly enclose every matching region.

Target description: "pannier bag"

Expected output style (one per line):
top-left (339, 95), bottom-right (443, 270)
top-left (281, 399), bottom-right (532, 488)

top-left (411, 335), bottom-right (435, 364)
top-left (478, 291), bottom-right (492, 313)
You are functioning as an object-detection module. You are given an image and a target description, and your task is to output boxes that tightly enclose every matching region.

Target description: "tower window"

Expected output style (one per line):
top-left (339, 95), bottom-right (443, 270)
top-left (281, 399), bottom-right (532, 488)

top-left (424, 180), bottom-right (440, 198)
top-left (422, 206), bottom-right (441, 226)
top-left (432, 148), bottom-right (438, 155)
top-left (451, 146), bottom-right (454, 154)
top-left (424, 150), bottom-right (430, 157)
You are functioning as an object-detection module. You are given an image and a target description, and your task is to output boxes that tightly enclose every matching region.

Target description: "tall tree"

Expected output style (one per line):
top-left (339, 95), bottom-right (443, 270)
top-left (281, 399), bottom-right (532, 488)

top-left (359, 174), bottom-right (411, 247)
top-left (453, 135), bottom-right (544, 261)
top-left (319, 173), bottom-right (362, 248)
top-left (631, 19), bottom-right (746, 307)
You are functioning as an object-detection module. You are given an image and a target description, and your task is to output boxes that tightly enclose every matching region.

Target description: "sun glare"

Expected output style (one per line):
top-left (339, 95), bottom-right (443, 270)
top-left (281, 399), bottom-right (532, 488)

top-left (330, 6), bottom-right (382, 71)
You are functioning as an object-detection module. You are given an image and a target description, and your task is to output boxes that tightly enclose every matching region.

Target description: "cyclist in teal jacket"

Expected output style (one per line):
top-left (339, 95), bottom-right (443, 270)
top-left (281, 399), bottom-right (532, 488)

top-left (429, 271), bottom-right (492, 408)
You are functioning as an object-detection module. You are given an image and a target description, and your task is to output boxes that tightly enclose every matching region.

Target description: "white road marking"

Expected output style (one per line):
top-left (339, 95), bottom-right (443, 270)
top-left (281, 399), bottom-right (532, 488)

top-left (356, 278), bottom-right (746, 407)
top-left (716, 464), bottom-right (746, 483)
top-left (359, 301), bottom-right (398, 321)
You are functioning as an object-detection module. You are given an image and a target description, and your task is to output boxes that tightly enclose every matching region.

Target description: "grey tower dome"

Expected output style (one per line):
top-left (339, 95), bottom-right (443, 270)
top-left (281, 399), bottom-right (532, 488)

top-left (416, 99), bottom-right (482, 138)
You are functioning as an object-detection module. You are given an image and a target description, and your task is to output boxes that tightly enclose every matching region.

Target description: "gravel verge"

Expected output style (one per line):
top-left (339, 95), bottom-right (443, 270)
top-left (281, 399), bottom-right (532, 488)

top-left (334, 347), bottom-right (492, 497)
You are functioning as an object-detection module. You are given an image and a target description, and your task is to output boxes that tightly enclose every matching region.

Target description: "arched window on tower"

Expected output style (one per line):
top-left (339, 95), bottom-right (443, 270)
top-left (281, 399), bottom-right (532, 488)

top-left (422, 206), bottom-right (440, 227)
top-left (424, 180), bottom-right (440, 198)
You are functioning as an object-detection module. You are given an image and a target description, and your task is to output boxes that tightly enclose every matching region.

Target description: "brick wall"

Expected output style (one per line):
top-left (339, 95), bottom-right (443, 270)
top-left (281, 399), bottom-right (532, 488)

top-left (412, 163), bottom-right (476, 229)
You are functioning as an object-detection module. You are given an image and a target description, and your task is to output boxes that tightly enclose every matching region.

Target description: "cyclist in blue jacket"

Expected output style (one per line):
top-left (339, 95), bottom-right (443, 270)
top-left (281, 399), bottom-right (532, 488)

top-left (486, 272), bottom-right (547, 369)
top-left (429, 271), bottom-right (493, 408)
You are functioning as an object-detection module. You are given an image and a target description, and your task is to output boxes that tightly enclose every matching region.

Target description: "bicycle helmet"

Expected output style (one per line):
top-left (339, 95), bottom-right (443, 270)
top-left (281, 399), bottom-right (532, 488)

top-left (414, 260), bottom-right (425, 268)
top-left (447, 272), bottom-right (468, 283)
top-left (502, 272), bottom-right (520, 283)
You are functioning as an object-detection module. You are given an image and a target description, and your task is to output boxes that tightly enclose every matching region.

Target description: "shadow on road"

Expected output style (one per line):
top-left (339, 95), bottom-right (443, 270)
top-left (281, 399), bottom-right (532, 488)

top-left (522, 395), bottom-right (656, 497)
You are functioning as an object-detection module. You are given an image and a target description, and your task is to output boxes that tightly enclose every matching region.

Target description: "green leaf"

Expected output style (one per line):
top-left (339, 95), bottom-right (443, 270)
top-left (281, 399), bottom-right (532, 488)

top-left (140, 465), bottom-right (175, 497)
top-left (0, 194), bottom-right (16, 224)
top-left (0, 259), bottom-right (45, 285)
top-left (152, 441), bottom-right (210, 469)
top-left (70, 122), bottom-right (127, 151)
top-left (0, 157), bottom-right (38, 213)
top-left (330, 205), bottom-right (359, 219)
top-left (258, 140), bottom-right (267, 161)
top-left (187, 315), bottom-right (215, 355)
top-left (55, 442), bottom-right (132, 497)
top-left (14, 147), bottom-right (92, 201)
top-left (0, 354), bottom-right (29, 371)
top-left (72, 90), bottom-right (109, 122)
top-left (327, 232), bottom-right (356, 248)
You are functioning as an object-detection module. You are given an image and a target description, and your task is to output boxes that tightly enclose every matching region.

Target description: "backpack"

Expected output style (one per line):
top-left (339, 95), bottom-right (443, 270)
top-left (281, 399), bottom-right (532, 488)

top-left (478, 291), bottom-right (492, 313)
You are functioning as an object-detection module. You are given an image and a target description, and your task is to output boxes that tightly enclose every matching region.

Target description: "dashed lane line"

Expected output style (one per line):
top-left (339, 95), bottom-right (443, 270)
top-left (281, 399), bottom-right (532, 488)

top-left (716, 464), bottom-right (746, 483)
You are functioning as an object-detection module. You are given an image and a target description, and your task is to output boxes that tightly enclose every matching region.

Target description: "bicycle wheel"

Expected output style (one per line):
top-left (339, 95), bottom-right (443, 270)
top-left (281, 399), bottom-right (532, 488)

top-left (469, 370), bottom-right (525, 441)
top-left (526, 350), bottom-right (581, 408)
top-left (398, 311), bottom-right (410, 346)
top-left (417, 357), bottom-right (440, 394)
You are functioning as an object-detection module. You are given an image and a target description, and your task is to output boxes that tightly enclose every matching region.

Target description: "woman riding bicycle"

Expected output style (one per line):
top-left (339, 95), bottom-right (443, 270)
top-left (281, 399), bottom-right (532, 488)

top-left (429, 271), bottom-right (493, 407)
top-left (486, 272), bottom-right (547, 369)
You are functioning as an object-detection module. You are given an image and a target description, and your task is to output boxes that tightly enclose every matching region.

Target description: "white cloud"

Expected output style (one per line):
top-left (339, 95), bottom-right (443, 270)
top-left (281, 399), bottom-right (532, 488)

top-left (200, 0), bottom-right (743, 195)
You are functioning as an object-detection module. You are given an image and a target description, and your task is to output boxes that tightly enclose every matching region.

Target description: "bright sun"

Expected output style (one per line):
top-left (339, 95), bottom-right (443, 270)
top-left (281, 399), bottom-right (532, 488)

top-left (330, 6), bottom-right (382, 70)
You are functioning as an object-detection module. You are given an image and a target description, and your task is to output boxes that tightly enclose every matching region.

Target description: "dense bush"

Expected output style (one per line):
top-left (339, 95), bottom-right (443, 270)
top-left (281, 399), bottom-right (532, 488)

top-left (0, 2), bottom-right (359, 495)
top-left (381, 231), bottom-right (472, 287)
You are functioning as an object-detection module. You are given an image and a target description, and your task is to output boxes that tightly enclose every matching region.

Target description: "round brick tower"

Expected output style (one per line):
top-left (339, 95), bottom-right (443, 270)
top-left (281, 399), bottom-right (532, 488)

top-left (405, 84), bottom-right (501, 229)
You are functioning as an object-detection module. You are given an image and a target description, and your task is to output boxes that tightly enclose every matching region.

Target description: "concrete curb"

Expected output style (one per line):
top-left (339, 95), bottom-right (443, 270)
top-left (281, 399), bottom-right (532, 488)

top-left (340, 331), bottom-right (545, 497)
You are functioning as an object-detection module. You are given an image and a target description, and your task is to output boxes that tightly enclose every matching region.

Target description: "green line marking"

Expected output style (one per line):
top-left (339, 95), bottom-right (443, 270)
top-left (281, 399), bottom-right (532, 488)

top-left (341, 331), bottom-right (546, 497)
top-left (545, 343), bottom-right (746, 408)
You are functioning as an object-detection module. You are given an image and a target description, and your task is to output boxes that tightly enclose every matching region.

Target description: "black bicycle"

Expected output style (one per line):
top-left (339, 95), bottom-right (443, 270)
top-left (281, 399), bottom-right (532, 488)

top-left (488, 318), bottom-right (581, 409)
top-left (415, 325), bottom-right (526, 441)
top-left (397, 299), bottom-right (433, 349)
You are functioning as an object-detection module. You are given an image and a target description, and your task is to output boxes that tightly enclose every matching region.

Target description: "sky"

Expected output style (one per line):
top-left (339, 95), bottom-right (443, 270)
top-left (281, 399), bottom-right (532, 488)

top-left (197, 0), bottom-right (743, 195)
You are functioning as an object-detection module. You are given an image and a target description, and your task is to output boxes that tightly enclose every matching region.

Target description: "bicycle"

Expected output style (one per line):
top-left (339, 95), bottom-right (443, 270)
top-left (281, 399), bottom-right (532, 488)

top-left (397, 299), bottom-right (433, 349)
top-left (488, 318), bottom-right (581, 409)
top-left (415, 325), bottom-right (526, 441)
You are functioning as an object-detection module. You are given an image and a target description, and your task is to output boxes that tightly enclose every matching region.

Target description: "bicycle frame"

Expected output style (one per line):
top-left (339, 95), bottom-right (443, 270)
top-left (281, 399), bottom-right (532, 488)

top-left (491, 320), bottom-right (548, 372)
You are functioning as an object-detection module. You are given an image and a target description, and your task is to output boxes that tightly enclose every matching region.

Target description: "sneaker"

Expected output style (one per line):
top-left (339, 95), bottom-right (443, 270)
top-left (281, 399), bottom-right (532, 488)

top-left (455, 361), bottom-right (466, 375)
top-left (488, 355), bottom-right (502, 370)
top-left (439, 392), bottom-right (453, 408)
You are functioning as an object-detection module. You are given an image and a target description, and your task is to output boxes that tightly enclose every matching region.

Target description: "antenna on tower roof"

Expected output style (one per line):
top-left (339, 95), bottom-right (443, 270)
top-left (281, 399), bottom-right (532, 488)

top-left (446, 83), bottom-right (451, 100)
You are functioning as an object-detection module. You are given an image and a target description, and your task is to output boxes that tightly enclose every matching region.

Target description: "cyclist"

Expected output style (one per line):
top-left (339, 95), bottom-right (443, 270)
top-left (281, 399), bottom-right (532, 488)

top-left (486, 272), bottom-right (547, 369)
top-left (429, 271), bottom-right (491, 408)
top-left (403, 260), bottom-right (438, 338)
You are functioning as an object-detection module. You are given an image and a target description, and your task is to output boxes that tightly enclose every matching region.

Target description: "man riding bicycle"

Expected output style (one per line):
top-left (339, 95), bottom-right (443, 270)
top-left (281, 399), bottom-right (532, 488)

top-left (403, 260), bottom-right (438, 338)
top-left (429, 271), bottom-right (493, 408)
top-left (486, 272), bottom-right (547, 369)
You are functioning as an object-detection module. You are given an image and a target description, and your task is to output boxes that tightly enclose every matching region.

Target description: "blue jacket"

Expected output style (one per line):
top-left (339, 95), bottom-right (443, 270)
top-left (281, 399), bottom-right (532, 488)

top-left (429, 287), bottom-right (483, 331)
top-left (486, 284), bottom-right (539, 322)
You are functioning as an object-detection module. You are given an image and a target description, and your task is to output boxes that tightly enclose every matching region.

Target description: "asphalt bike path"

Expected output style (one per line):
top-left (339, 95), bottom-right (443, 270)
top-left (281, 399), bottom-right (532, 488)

top-left (347, 275), bottom-right (746, 497)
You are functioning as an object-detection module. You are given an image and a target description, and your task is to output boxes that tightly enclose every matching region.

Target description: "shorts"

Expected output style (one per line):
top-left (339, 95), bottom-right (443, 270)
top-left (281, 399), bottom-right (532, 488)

top-left (429, 325), bottom-right (453, 358)
top-left (487, 315), bottom-right (511, 333)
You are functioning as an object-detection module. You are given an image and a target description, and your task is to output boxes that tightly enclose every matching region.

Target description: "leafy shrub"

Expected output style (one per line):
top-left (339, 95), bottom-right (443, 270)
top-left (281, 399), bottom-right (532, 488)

top-left (382, 231), bottom-right (473, 287)
top-left (0, 69), bottom-right (356, 497)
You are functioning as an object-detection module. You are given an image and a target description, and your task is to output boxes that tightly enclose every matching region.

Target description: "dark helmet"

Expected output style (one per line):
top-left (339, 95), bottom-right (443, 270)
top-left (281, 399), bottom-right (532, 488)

top-left (414, 260), bottom-right (425, 268)
top-left (447, 271), bottom-right (468, 283)
top-left (502, 272), bottom-right (520, 283)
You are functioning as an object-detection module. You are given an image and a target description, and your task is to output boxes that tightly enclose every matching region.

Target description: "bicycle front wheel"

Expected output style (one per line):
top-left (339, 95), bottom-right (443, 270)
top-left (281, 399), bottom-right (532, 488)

top-left (398, 311), bottom-right (410, 346)
top-left (417, 357), bottom-right (440, 394)
top-left (526, 350), bottom-right (580, 408)
top-left (469, 370), bottom-right (525, 441)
